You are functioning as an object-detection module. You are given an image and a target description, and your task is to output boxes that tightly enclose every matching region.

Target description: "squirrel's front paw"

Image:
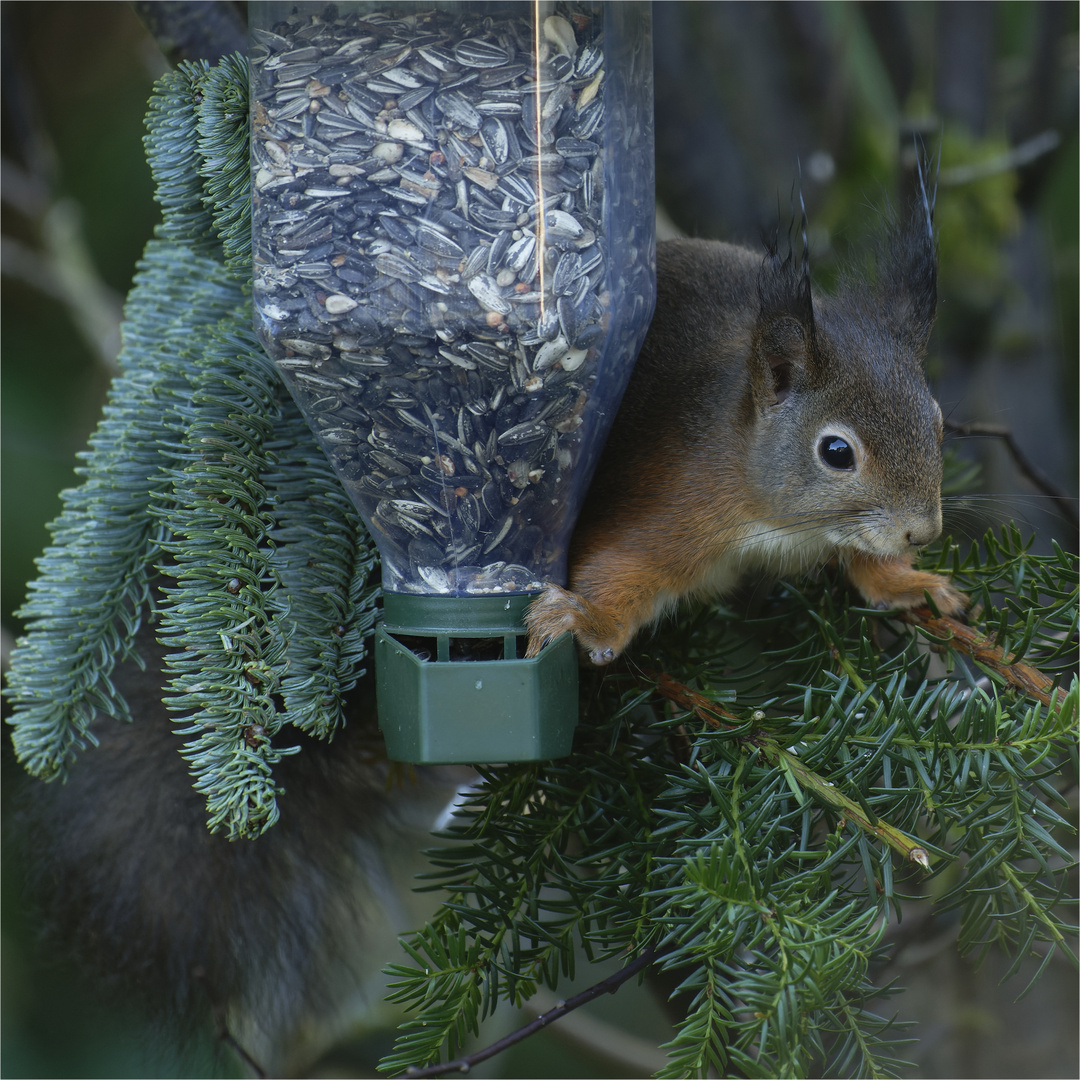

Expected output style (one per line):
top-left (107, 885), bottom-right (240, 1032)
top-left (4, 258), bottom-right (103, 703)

top-left (525, 585), bottom-right (626, 665)
top-left (915, 573), bottom-right (968, 617)
top-left (845, 551), bottom-right (968, 617)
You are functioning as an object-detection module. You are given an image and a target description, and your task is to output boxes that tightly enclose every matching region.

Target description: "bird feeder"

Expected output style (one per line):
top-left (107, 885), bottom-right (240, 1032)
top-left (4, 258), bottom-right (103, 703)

top-left (250, 1), bottom-right (656, 763)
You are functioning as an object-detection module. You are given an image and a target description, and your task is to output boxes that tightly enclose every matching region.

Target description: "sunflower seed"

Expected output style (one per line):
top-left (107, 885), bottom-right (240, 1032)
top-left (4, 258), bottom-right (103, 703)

top-left (467, 273), bottom-right (511, 314)
top-left (415, 223), bottom-right (464, 259)
top-left (435, 90), bottom-right (483, 132)
top-left (454, 38), bottom-right (510, 68)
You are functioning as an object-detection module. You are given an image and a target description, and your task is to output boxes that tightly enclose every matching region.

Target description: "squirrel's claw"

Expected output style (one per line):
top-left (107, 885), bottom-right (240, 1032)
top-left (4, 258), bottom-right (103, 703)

top-left (524, 584), bottom-right (580, 658)
top-left (525, 584), bottom-right (626, 665)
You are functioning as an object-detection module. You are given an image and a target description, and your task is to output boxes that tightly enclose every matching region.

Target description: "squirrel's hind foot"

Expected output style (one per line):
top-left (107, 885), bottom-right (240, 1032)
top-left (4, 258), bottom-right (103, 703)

top-left (525, 584), bottom-right (626, 665)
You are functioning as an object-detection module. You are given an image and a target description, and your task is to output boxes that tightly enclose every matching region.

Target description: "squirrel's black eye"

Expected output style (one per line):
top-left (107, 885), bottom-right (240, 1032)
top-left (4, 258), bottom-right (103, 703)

top-left (818, 435), bottom-right (855, 471)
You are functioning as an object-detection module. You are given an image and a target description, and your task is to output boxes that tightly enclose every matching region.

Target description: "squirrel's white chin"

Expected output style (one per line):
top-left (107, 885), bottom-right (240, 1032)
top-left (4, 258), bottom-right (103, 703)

top-left (840, 535), bottom-right (919, 561)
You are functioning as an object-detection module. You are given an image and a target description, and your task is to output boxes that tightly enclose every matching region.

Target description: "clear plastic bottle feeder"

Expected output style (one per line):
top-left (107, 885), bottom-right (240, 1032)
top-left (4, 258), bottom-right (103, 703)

top-left (250, 2), bottom-right (655, 763)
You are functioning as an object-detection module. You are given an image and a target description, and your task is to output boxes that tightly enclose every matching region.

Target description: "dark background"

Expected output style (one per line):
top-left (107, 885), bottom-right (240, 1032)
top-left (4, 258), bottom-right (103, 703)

top-left (2, 3), bottom-right (1077, 1077)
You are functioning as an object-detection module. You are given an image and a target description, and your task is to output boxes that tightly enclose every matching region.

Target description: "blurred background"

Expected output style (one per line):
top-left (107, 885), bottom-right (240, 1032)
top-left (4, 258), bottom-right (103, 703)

top-left (2, 2), bottom-right (1076, 1077)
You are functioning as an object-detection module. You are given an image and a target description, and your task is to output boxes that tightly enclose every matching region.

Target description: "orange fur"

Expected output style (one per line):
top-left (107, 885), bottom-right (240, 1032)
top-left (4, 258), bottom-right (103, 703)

top-left (525, 235), bottom-right (963, 665)
top-left (526, 452), bottom-right (770, 663)
top-left (843, 550), bottom-right (967, 616)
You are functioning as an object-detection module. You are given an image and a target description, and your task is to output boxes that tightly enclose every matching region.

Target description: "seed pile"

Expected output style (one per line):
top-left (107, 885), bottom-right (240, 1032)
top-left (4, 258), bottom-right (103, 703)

top-left (252, 3), bottom-right (654, 594)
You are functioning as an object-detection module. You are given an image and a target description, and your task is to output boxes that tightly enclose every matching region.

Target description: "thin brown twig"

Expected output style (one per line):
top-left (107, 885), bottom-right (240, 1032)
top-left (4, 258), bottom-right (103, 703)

top-left (648, 671), bottom-right (743, 728)
top-left (400, 946), bottom-right (659, 1078)
top-left (900, 606), bottom-right (1059, 706)
top-left (944, 419), bottom-right (1079, 530)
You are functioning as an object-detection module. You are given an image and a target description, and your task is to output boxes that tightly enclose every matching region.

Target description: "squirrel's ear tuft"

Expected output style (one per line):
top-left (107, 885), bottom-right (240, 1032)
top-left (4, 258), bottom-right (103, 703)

top-left (753, 175), bottom-right (821, 403)
top-left (756, 192), bottom-right (816, 403)
top-left (882, 145), bottom-right (938, 351)
top-left (759, 179), bottom-right (815, 335)
top-left (758, 247), bottom-right (814, 330)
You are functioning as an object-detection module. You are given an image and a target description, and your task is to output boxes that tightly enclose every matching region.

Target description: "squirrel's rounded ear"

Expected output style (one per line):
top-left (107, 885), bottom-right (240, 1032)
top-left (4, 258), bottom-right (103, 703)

top-left (756, 316), bottom-right (807, 405)
top-left (755, 250), bottom-right (816, 405)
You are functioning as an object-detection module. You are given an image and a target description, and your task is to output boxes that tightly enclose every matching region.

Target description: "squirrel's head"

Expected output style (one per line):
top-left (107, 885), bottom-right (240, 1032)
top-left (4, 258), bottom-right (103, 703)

top-left (745, 167), bottom-right (944, 559)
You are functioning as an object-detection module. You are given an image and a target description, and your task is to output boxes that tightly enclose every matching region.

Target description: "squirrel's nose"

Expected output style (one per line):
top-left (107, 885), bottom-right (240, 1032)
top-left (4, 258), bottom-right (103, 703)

top-left (906, 523), bottom-right (941, 548)
top-left (905, 507), bottom-right (943, 549)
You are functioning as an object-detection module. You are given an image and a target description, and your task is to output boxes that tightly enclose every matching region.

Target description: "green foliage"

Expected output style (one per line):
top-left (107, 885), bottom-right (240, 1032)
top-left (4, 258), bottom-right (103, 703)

top-left (4, 242), bottom-right (245, 777)
top-left (196, 53), bottom-right (253, 269)
top-left (5, 51), bottom-right (1077, 1076)
top-left (380, 529), bottom-right (1076, 1077)
top-left (153, 319), bottom-right (295, 835)
top-left (142, 61), bottom-right (218, 252)
top-left (262, 404), bottom-right (381, 740)
top-left (5, 55), bottom-right (377, 840)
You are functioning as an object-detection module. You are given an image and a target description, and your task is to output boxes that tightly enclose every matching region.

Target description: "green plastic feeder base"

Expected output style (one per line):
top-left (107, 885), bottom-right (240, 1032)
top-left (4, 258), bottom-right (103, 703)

top-left (375, 592), bottom-right (578, 765)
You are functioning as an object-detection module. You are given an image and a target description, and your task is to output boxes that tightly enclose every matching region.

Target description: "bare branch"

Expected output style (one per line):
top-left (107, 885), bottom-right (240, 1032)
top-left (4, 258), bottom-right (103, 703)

top-left (400, 947), bottom-right (659, 1078)
top-left (939, 129), bottom-right (1062, 186)
top-left (195, 968), bottom-right (268, 1079)
top-left (945, 419), bottom-right (1079, 530)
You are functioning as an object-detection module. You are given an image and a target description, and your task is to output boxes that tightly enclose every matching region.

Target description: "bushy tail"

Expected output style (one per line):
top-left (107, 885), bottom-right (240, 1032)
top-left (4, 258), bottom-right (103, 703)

top-left (12, 631), bottom-right (434, 1074)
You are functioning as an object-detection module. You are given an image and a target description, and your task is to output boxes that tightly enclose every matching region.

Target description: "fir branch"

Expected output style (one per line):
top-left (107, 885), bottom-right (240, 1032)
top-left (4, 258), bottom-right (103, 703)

top-left (5, 242), bottom-right (245, 777)
top-left (648, 672), bottom-right (932, 869)
top-left (382, 923), bottom-right (489, 1071)
top-left (928, 525), bottom-right (1079, 680)
top-left (380, 753), bottom-right (662, 1072)
top-left (155, 320), bottom-right (296, 839)
top-left (7, 53), bottom-right (386, 832)
top-left (263, 398), bottom-right (379, 739)
top-left (649, 847), bottom-right (890, 1077)
top-left (196, 52), bottom-right (252, 269)
top-left (143, 61), bottom-right (219, 252)
top-left (383, 524), bottom-right (1075, 1077)
top-left (902, 607), bottom-right (1063, 705)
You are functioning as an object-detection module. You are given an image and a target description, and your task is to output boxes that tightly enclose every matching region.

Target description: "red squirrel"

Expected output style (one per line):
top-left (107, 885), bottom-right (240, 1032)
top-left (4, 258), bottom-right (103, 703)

top-left (12, 180), bottom-right (965, 1075)
top-left (526, 195), bottom-right (965, 664)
